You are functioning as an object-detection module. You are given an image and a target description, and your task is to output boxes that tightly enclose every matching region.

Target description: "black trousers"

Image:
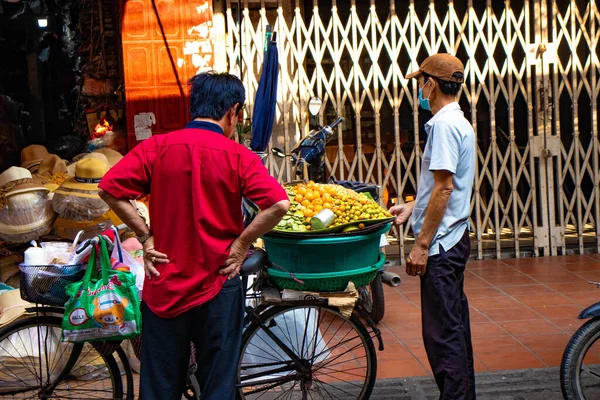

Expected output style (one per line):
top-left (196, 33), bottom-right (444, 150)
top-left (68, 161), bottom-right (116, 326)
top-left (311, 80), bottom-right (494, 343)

top-left (421, 229), bottom-right (476, 400)
top-left (139, 277), bottom-right (244, 400)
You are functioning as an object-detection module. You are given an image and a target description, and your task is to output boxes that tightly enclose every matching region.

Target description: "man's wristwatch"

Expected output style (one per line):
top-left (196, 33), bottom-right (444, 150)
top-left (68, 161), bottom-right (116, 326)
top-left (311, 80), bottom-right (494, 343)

top-left (138, 231), bottom-right (153, 245)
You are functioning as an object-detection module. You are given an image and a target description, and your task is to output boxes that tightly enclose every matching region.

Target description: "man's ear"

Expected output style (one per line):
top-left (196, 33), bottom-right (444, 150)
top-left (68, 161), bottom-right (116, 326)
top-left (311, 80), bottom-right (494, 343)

top-left (229, 104), bottom-right (240, 125)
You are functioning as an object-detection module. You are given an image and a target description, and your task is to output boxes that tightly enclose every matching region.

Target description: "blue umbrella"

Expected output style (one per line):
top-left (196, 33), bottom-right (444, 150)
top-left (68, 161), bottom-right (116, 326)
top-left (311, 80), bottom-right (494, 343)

top-left (250, 36), bottom-right (279, 153)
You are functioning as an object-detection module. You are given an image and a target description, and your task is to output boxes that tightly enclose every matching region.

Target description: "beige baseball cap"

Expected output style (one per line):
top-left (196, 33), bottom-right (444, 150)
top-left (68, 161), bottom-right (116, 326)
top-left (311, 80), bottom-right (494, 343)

top-left (406, 53), bottom-right (465, 83)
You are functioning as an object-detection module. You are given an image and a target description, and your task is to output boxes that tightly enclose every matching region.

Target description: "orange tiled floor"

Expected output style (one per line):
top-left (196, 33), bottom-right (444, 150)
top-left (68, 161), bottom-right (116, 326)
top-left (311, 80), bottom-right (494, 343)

top-left (376, 254), bottom-right (600, 379)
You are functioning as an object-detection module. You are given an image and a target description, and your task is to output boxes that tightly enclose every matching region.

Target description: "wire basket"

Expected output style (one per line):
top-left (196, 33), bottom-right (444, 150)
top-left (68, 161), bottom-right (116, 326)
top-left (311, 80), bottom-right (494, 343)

top-left (19, 264), bottom-right (85, 306)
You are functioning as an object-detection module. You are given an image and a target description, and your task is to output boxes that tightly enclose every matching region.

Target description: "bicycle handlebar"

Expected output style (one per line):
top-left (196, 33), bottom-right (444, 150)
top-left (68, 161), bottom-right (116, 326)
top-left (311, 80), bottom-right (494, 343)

top-left (329, 117), bottom-right (344, 130)
top-left (75, 236), bottom-right (100, 254)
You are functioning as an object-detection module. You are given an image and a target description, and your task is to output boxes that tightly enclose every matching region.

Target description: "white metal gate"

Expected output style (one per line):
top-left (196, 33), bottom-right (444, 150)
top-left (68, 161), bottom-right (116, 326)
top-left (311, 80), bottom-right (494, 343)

top-left (221, 0), bottom-right (600, 259)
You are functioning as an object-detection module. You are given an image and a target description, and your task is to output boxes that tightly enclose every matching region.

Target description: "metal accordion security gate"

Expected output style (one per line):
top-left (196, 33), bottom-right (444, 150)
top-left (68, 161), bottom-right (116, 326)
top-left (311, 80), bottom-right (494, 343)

top-left (221, 0), bottom-right (600, 260)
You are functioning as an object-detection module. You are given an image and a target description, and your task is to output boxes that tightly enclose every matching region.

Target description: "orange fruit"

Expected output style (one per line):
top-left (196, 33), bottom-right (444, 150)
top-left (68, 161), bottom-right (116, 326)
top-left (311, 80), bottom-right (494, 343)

top-left (297, 188), bottom-right (307, 196)
top-left (314, 205), bottom-right (323, 212)
top-left (295, 194), bottom-right (304, 202)
top-left (313, 191), bottom-right (321, 199)
top-left (323, 202), bottom-right (333, 209)
top-left (305, 191), bottom-right (315, 201)
top-left (301, 199), bottom-right (311, 207)
top-left (358, 223), bottom-right (365, 229)
top-left (314, 198), bottom-right (323, 206)
top-left (303, 210), bottom-right (314, 218)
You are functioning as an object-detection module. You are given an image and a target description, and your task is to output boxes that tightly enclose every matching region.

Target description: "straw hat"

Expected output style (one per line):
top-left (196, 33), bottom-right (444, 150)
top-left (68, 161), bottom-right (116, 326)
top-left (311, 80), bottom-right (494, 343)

top-left (0, 289), bottom-right (34, 327)
top-left (37, 154), bottom-right (68, 176)
top-left (21, 145), bottom-right (50, 172)
top-left (56, 158), bottom-right (109, 198)
top-left (0, 167), bottom-right (49, 208)
top-left (33, 155), bottom-right (69, 191)
top-left (67, 153), bottom-right (110, 178)
top-left (93, 148), bottom-right (123, 168)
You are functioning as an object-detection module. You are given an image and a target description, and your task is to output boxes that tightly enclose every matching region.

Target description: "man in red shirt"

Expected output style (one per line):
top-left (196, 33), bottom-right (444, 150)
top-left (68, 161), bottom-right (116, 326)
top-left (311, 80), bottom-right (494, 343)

top-left (99, 72), bottom-right (290, 399)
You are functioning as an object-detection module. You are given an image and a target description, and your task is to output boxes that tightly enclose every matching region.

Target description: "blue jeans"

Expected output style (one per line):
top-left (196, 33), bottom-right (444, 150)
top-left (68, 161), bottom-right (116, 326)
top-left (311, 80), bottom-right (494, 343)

top-left (139, 277), bottom-right (244, 400)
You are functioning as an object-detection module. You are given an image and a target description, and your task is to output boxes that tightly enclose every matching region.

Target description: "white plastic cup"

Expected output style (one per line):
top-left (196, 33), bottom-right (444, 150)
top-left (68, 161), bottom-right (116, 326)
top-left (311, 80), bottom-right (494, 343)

top-left (311, 209), bottom-right (335, 230)
top-left (24, 247), bottom-right (46, 266)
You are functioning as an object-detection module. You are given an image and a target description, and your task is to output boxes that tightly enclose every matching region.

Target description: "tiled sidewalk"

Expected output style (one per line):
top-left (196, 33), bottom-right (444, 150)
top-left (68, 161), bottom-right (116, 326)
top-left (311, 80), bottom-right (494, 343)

top-left (376, 254), bottom-right (600, 379)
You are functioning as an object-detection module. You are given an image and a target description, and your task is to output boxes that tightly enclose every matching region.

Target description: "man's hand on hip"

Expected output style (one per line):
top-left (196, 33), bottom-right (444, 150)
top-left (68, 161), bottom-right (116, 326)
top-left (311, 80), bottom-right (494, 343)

top-left (220, 238), bottom-right (250, 280)
top-left (143, 236), bottom-right (169, 280)
top-left (406, 244), bottom-right (428, 277)
top-left (389, 201), bottom-right (415, 225)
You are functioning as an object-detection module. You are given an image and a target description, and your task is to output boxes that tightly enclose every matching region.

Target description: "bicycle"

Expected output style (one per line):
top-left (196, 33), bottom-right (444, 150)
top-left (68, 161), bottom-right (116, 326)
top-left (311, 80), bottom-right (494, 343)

top-left (0, 235), bottom-right (134, 399)
top-left (560, 281), bottom-right (600, 399)
top-left (178, 248), bottom-right (384, 399)
top-left (2, 238), bottom-right (383, 399)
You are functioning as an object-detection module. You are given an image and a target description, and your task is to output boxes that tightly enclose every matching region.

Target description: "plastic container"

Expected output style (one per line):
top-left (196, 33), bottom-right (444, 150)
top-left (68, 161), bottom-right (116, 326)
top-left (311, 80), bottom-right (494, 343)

top-left (263, 222), bottom-right (390, 274)
top-left (268, 253), bottom-right (386, 292)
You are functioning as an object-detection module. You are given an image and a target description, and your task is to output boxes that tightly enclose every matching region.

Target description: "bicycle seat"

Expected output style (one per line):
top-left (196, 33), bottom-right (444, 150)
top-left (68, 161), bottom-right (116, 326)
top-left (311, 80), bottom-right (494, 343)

top-left (241, 249), bottom-right (268, 276)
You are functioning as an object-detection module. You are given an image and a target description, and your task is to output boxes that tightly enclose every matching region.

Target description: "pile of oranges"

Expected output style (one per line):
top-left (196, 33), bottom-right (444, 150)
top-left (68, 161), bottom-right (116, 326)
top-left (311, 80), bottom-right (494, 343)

top-left (276, 181), bottom-right (391, 232)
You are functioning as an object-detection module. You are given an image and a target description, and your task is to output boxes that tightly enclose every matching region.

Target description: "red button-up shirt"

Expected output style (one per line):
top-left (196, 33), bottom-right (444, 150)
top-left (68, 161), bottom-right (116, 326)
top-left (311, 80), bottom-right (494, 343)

top-left (99, 121), bottom-right (288, 318)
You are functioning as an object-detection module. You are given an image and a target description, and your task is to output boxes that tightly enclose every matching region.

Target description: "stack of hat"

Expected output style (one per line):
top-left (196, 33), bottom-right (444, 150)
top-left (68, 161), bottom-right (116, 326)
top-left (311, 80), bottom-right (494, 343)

top-left (52, 157), bottom-right (123, 240)
top-left (0, 167), bottom-right (55, 244)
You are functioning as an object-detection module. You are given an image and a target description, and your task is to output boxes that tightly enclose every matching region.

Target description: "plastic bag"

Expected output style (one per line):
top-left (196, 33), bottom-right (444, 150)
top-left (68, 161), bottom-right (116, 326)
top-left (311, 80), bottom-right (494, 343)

top-left (62, 236), bottom-right (141, 343)
top-left (111, 227), bottom-right (144, 294)
top-left (52, 192), bottom-right (109, 220)
top-left (0, 192), bottom-right (54, 244)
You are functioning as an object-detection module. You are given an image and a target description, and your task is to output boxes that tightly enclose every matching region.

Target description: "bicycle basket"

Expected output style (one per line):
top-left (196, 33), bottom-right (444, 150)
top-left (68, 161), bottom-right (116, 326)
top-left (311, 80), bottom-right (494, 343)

top-left (267, 252), bottom-right (385, 292)
top-left (19, 264), bottom-right (85, 306)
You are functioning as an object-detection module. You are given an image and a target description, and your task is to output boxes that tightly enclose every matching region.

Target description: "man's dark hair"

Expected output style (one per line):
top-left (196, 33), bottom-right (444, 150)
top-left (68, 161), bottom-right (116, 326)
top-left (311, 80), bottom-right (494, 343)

top-left (189, 71), bottom-right (246, 120)
top-left (423, 73), bottom-right (463, 95)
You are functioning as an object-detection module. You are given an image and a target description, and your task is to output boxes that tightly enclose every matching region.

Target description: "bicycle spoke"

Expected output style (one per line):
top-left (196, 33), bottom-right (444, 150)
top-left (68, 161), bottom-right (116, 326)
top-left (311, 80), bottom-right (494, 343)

top-left (300, 307), bottom-right (313, 359)
top-left (240, 306), bottom-right (373, 399)
top-left (255, 326), bottom-right (295, 362)
top-left (314, 369), bottom-right (365, 389)
top-left (2, 332), bottom-right (38, 378)
top-left (243, 349), bottom-right (285, 364)
top-left (281, 310), bottom-right (300, 356)
top-left (312, 377), bottom-right (344, 400)
top-left (581, 365), bottom-right (600, 380)
top-left (317, 365), bottom-right (367, 380)
top-left (312, 376), bottom-right (361, 398)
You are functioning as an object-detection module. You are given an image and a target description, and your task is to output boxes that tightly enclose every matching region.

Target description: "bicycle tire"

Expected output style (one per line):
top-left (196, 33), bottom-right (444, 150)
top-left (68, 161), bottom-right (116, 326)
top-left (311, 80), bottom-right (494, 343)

top-left (0, 315), bottom-right (123, 399)
top-left (560, 317), bottom-right (600, 400)
top-left (115, 345), bottom-right (136, 400)
top-left (238, 304), bottom-right (377, 399)
top-left (368, 273), bottom-right (386, 323)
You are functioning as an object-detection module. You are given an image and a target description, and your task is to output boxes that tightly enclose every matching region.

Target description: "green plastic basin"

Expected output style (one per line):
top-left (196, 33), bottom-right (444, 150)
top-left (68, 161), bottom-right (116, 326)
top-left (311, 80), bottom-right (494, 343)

top-left (267, 252), bottom-right (386, 292)
top-left (263, 222), bottom-right (391, 274)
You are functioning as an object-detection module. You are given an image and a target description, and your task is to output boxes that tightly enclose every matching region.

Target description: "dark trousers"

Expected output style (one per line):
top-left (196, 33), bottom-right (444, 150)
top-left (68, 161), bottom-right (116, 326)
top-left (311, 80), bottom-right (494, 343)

top-left (139, 277), bottom-right (244, 400)
top-left (421, 229), bottom-right (476, 400)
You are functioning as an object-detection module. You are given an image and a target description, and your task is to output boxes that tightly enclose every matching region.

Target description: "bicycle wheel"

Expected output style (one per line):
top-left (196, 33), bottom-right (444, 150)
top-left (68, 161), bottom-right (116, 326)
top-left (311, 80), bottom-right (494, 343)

top-left (238, 304), bottom-right (377, 399)
top-left (0, 315), bottom-right (123, 399)
top-left (359, 273), bottom-right (385, 324)
top-left (561, 317), bottom-right (600, 399)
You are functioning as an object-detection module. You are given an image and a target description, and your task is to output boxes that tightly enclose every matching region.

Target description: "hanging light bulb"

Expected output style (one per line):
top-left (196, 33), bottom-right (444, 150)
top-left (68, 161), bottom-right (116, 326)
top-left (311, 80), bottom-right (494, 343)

top-left (37, 18), bottom-right (48, 28)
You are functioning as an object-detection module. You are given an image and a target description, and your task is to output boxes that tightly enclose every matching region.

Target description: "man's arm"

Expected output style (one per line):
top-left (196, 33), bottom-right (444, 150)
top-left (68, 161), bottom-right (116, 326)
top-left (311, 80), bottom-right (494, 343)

top-left (99, 189), bottom-right (169, 279)
top-left (99, 190), bottom-right (149, 237)
top-left (415, 170), bottom-right (454, 249)
top-left (406, 170), bottom-right (453, 276)
top-left (220, 199), bottom-right (289, 279)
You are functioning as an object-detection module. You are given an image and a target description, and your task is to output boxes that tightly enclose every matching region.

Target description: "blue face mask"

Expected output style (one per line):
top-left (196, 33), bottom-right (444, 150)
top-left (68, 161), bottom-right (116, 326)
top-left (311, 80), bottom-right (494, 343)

top-left (418, 81), bottom-right (431, 111)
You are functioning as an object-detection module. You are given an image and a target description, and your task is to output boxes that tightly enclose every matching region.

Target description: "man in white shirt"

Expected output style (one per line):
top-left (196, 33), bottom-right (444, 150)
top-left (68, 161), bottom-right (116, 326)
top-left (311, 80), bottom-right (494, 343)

top-left (390, 54), bottom-right (476, 399)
